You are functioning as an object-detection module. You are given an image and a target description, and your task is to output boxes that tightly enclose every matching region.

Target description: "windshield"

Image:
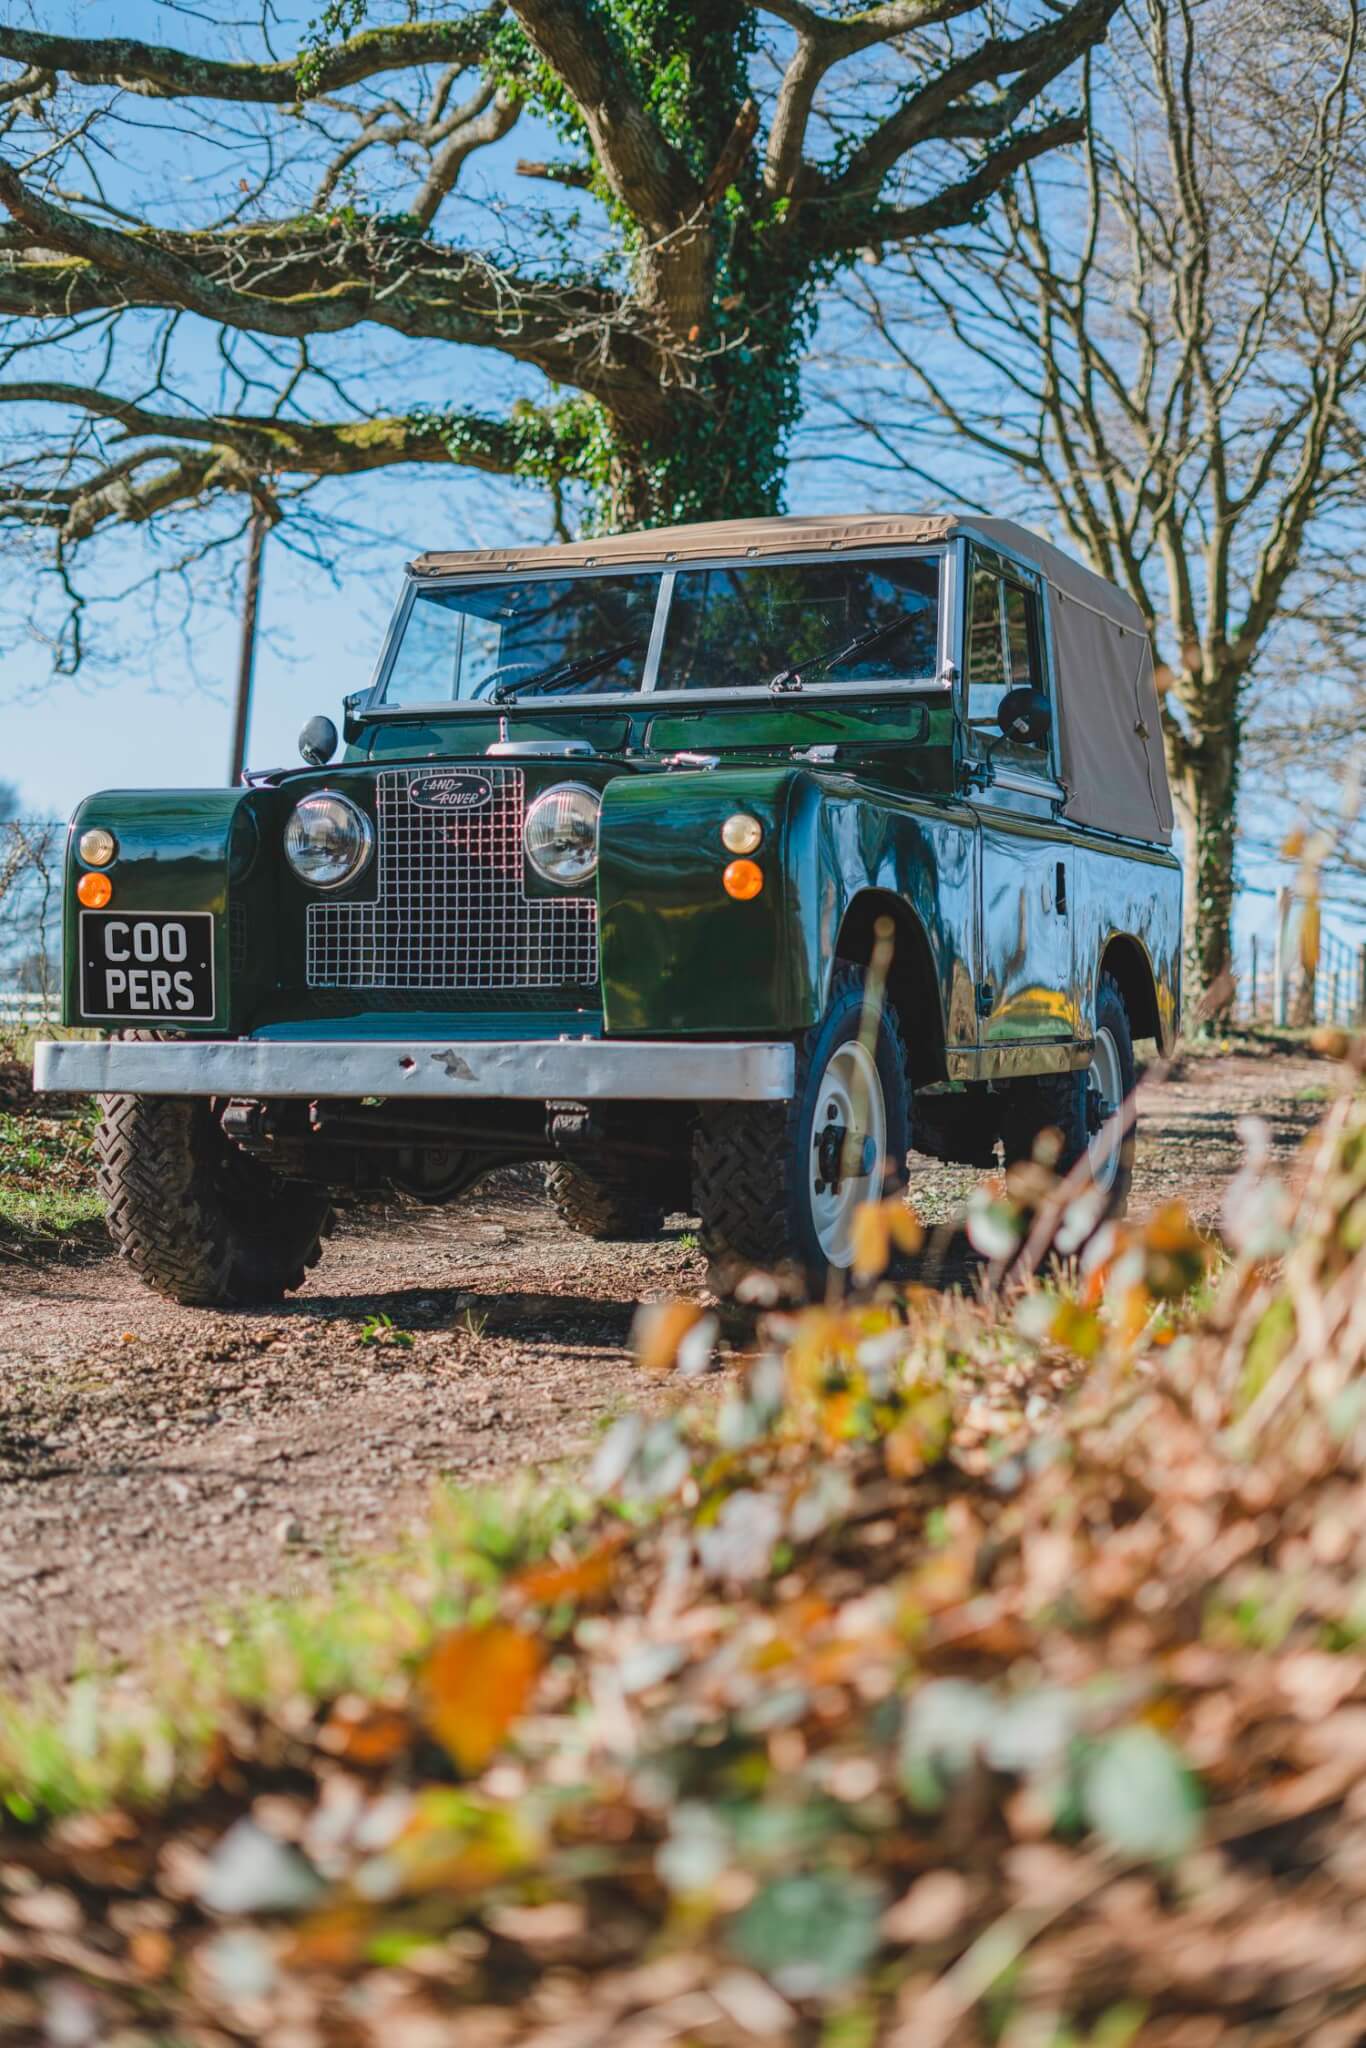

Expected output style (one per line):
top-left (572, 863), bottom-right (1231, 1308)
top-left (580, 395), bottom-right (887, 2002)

top-left (658, 556), bottom-right (940, 691)
top-left (380, 572), bottom-right (662, 708)
top-left (376, 553), bottom-right (941, 708)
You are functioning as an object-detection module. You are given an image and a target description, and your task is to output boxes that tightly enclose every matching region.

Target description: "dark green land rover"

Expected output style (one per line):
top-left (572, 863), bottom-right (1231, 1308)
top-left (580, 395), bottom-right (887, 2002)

top-left (34, 513), bottom-right (1180, 1304)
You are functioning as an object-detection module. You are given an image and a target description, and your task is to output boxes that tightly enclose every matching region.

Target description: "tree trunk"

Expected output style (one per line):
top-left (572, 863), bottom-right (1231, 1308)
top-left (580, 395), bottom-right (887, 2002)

top-left (601, 271), bottom-right (808, 530)
top-left (1171, 726), bottom-right (1239, 1025)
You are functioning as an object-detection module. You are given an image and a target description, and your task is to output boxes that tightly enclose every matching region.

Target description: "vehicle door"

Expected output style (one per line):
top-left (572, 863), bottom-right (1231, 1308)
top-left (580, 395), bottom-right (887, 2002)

top-left (961, 549), bottom-right (1076, 1044)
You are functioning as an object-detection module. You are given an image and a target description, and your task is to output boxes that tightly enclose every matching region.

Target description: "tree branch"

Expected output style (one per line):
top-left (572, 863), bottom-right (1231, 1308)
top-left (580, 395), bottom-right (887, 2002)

top-left (855, 116), bottom-right (1088, 249)
top-left (506, 0), bottom-right (699, 233)
top-left (0, 166), bottom-right (664, 409)
top-left (0, 12), bottom-right (507, 105)
top-left (0, 385), bottom-right (587, 542)
top-left (827, 0), bottom-right (1120, 206)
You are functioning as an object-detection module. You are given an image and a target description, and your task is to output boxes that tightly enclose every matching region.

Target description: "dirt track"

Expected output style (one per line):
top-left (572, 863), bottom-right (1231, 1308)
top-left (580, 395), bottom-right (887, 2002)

top-left (0, 1047), bottom-right (1333, 1683)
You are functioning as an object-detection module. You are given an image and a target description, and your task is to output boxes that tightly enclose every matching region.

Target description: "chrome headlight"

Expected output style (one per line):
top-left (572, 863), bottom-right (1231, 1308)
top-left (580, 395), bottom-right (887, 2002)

top-left (522, 782), bottom-right (601, 887)
top-left (284, 791), bottom-right (374, 890)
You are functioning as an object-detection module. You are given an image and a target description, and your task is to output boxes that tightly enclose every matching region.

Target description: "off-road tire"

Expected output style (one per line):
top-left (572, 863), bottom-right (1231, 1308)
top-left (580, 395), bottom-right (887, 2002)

top-left (999, 970), bottom-right (1136, 1216)
top-left (96, 1092), bottom-right (332, 1306)
top-left (693, 963), bottom-right (911, 1297)
top-left (544, 1161), bottom-right (667, 1241)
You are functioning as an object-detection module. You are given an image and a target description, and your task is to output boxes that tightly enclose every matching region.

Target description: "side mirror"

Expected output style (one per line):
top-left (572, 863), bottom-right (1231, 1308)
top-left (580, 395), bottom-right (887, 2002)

top-left (299, 714), bottom-right (339, 767)
top-left (997, 686), bottom-right (1051, 748)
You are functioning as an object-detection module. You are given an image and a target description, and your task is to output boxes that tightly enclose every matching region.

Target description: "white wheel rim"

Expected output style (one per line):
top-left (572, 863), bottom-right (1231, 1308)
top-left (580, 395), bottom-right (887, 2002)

top-left (1086, 1025), bottom-right (1125, 1192)
top-left (809, 1038), bottom-right (888, 1267)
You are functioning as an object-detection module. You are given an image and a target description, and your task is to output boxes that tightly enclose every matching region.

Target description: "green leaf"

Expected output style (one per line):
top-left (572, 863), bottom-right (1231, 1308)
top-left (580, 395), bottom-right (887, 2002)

top-left (730, 1871), bottom-right (885, 1999)
top-left (1083, 1726), bottom-right (1202, 1861)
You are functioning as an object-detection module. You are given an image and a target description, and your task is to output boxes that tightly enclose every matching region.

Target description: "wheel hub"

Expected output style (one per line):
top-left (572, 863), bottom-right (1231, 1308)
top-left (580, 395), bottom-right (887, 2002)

top-left (1085, 1024), bottom-right (1125, 1192)
top-left (808, 1041), bottom-right (888, 1267)
top-left (814, 1118), bottom-right (878, 1190)
top-left (1085, 1089), bottom-right (1114, 1136)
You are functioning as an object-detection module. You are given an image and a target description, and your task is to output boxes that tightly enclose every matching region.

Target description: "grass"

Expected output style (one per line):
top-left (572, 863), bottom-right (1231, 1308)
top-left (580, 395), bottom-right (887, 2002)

top-left (0, 1477), bottom-right (591, 1820)
top-left (0, 1099), bottom-right (104, 1247)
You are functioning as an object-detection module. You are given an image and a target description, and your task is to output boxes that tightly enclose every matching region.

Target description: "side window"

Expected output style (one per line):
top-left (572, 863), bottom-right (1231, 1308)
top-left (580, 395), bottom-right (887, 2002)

top-left (964, 562), bottom-right (1051, 778)
top-left (966, 566), bottom-right (1004, 717)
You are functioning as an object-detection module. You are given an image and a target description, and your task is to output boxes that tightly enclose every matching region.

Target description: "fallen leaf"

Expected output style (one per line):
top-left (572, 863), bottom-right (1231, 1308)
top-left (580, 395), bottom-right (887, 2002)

top-left (422, 1625), bottom-right (542, 1774)
top-left (632, 1298), bottom-right (705, 1374)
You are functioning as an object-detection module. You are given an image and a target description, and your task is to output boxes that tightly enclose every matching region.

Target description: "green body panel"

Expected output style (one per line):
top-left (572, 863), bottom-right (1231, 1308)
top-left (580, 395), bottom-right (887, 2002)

top-left (596, 754), bottom-right (974, 1047)
top-left (64, 788), bottom-right (266, 1036)
top-left (598, 769), bottom-right (811, 1034)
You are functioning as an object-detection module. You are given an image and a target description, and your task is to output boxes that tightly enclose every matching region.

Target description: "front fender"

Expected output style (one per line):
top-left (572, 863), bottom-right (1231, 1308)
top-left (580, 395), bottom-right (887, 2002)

top-left (63, 787), bottom-right (271, 1034)
top-left (598, 769), bottom-right (824, 1036)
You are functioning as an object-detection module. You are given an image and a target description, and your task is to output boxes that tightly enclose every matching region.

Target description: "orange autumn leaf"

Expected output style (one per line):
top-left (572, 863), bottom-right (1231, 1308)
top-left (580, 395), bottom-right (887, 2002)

top-left (511, 1531), bottom-right (625, 1606)
top-left (422, 1624), bottom-right (542, 1774)
top-left (633, 1298), bottom-right (705, 1374)
top-left (852, 1197), bottom-right (924, 1282)
top-left (1112, 1282), bottom-right (1153, 1348)
top-left (1143, 1200), bottom-right (1201, 1254)
top-left (286, 1903), bottom-right (374, 1970)
top-left (318, 1699), bottom-right (412, 1766)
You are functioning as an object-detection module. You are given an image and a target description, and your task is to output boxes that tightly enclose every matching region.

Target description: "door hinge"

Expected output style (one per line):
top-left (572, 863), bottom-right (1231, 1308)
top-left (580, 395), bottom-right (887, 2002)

top-left (975, 981), bottom-right (994, 1018)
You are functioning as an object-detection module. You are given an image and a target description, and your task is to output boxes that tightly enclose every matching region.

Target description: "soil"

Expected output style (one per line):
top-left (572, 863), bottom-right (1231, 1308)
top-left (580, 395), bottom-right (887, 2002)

top-left (0, 1046), bottom-right (1334, 1684)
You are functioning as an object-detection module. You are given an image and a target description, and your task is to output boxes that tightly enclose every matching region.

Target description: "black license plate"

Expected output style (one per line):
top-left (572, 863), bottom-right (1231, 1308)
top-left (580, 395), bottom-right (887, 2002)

top-left (79, 911), bottom-right (216, 1023)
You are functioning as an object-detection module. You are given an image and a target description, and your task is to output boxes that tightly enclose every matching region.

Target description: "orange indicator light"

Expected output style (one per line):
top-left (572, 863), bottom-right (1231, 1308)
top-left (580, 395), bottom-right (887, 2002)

top-left (77, 871), bottom-right (113, 909)
top-left (722, 858), bottom-right (764, 901)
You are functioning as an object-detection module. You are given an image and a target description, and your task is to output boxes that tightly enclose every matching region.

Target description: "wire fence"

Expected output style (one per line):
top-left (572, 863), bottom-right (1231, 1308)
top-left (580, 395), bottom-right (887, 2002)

top-left (1237, 917), bottom-right (1366, 1027)
top-left (0, 818), bottom-right (62, 1033)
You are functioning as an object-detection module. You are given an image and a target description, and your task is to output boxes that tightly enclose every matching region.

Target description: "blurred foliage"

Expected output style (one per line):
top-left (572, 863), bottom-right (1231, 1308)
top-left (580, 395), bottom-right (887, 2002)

top-left (2, 1051), bottom-right (1366, 2043)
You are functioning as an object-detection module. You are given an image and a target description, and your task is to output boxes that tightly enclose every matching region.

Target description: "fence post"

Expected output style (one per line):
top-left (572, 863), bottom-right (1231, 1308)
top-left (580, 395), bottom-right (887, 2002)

top-left (1273, 886), bottom-right (1292, 1028)
top-left (1249, 935), bottom-right (1259, 1023)
top-left (1358, 945), bottom-right (1366, 1027)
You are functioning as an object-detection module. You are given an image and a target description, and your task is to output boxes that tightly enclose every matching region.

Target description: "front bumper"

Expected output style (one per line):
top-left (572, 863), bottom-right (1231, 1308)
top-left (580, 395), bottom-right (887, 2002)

top-left (32, 1036), bottom-right (797, 1103)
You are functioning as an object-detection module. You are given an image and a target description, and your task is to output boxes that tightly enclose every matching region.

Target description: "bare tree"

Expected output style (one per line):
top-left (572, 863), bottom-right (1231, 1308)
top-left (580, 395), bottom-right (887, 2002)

top-left (0, 0), bottom-right (1119, 671)
top-left (819, 0), bottom-right (1366, 1011)
top-left (1242, 593), bottom-right (1366, 913)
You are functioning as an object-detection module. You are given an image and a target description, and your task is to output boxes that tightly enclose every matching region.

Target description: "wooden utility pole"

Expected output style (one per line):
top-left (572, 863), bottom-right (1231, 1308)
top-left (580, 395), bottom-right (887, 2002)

top-left (228, 505), bottom-right (268, 785)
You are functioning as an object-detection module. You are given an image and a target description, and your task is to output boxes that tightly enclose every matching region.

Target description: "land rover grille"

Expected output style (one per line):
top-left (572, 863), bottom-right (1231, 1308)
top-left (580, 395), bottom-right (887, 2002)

top-left (305, 766), bottom-right (599, 993)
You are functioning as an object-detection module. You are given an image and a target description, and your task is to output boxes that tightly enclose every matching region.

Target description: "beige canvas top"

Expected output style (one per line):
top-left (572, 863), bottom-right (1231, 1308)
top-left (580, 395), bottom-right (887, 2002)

top-left (409, 514), bottom-right (1173, 843)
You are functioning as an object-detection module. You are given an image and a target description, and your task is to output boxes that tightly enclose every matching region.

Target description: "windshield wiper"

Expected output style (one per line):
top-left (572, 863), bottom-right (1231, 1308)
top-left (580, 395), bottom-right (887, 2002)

top-left (491, 638), bottom-right (644, 704)
top-left (766, 615), bottom-right (912, 695)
